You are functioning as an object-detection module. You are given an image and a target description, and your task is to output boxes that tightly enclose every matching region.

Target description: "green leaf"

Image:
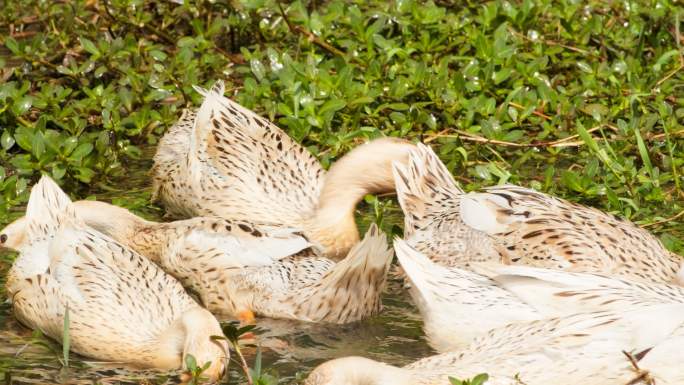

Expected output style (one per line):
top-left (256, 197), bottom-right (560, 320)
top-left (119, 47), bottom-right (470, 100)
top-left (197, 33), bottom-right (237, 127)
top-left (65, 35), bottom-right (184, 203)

top-left (652, 49), bottom-right (679, 72)
top-left (254, 345), bottom-right (262, 376)
top-left (632, 123), bottom-right (654, 181)
top-left (31, 130), bottom-right (46, 159)
top-left (1, 130), bottom-right (15, 150)
top-left (318, 99), bottom-right (347, 116)
top-left (62, 303), bottom-right (70, 368)
top-left (493, 68), bottom-right (513, 84)
top-left (13, 96), bottom-right (33, 115)
top-left (562, 170), bottom-right (584, 192)
top-left (14, 126), bottom-right (33, 152)
top-left (69, 143), bottom-right (93, 161)
top-left (4, 36), bottom-right (19, 54)
top-left (79, 37), bottom-right (100, 56)
top-left (250, 59), bottom-right (266, 81)
top-left (149, 49), bottom-right (168, 61)
top-left (74, 167), bottom-right (95, 183)
top-left (62, 137), bottom-right (79, 156)
top-left (471, 373), bottom-right (489, 385)
top-left (576, 61), bottom-right (592, 73)
top-left (185, 353), bottom-right (198, 371)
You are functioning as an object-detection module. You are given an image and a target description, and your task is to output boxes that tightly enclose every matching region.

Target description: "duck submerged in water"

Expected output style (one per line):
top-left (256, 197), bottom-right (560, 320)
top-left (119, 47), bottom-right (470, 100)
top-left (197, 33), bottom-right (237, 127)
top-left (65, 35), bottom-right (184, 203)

top-left (72, 200), bottom-right (393, 324)
top-left (394, 238), bottom-right (684, 353)
top-left (305, 308), bottom-right (684, 385)
top-left (307, 244), bottom-right (684, 385)
top-left (1, 177), bottom-right (227, 380)
top-left (392, 143), bottom-right (683, 284)
top-left (152, 80), bottom-right (415, 259)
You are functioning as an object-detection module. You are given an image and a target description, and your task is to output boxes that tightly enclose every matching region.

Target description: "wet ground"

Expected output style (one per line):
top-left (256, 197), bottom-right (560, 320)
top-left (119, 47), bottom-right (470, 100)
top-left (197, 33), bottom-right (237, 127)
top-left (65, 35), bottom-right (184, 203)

top-left (0, 147), bottom-right (434, 384)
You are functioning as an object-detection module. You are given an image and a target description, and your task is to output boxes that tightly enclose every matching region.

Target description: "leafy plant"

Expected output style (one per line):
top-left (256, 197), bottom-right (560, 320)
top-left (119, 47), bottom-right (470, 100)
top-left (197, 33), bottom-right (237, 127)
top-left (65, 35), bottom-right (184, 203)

top-left (212, 322), bottom-right (279, 385)
top-left (61, 303), bottom-right (70, 368)
top-left (449, 373), bottom-right (489, 385)
top-left (183, 353), bottom-right (212, 385)
top-left (1, 0), bottom-right (682, 255)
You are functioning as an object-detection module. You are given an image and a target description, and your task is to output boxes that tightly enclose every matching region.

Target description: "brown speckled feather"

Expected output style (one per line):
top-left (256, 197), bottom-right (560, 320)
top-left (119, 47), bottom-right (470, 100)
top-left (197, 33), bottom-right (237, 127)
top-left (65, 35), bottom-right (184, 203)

top-left (393, 144), bottom-right (682, 284)
top-left (73, 201), bottom-right (394, 324)
top-left (3, 177), bottom-right (227, 378)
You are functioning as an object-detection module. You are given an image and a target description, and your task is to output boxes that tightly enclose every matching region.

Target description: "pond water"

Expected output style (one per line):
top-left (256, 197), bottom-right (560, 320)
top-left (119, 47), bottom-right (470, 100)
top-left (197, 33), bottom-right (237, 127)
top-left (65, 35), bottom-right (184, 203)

top-left (0, 146), bottom-right (434, 384)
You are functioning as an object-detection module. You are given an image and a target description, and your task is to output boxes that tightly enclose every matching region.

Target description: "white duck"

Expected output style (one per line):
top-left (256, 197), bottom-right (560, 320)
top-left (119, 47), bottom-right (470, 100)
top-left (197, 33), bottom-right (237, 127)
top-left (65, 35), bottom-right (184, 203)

top-left (151, 81), bottom-right (416, 259)
top-left (72, 200), bottom-right (393, 324)
top-left (394, 238), bottom-right (684, 352)
top-left (1, 177), bottom-right (228, 380)
top-left (305, 307), bottom-right (684, 385)
top-left (392, 144), bottom-right (683, 284)
top-left (306, 241), bottom-right (684, 385)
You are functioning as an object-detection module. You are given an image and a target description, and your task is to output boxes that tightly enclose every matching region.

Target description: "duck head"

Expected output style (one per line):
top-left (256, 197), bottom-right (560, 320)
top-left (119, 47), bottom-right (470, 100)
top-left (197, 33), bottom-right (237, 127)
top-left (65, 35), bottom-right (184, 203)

top-left (0, 216), bottom-right (28, 251)
top-left (305, 356), bottom-right (415, 385)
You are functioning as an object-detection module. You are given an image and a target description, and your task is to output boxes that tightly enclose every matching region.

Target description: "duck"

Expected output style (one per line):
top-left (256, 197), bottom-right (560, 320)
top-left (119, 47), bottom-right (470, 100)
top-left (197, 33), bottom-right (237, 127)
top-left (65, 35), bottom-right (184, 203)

top-left (391, 143), bottom-right (683, 284)
top-left (305, 308), bottom-right (684, 385)
top-left (71, 199), bottom-right (393, 324)
top-left (476, 264), bottom-right (684, 318)
top-left (394, 238), bottom-right (684, 352)
top-left (151, 80), bottom-right (416, 259)
top-left (392, 238), bottom-right (539, 352)
top-left (306, 243), bottom-right (684, 385)
top-left (0, 176), bottom-right (228, 380)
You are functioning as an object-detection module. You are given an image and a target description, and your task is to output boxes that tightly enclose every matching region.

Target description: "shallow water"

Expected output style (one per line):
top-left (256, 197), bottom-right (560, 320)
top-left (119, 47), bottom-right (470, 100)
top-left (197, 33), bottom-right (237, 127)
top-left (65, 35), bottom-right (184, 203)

top-left (0, 147), bottom-right (433, 384)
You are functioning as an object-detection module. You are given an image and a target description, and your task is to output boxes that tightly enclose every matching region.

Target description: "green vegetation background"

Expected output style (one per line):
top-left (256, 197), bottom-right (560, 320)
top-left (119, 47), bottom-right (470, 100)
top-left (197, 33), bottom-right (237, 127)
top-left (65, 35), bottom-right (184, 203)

top-left (1, 0), bottom-right (683, 253)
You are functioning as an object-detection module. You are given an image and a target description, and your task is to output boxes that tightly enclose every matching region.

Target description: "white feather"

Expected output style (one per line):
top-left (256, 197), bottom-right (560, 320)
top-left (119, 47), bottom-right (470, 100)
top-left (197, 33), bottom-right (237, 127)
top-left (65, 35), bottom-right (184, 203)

top-left (394, 238), bottom-right (539, 352)
top-left (460, 192), bottom-right (508, 234)
top-left (174, 228), bottom-right (310, 269)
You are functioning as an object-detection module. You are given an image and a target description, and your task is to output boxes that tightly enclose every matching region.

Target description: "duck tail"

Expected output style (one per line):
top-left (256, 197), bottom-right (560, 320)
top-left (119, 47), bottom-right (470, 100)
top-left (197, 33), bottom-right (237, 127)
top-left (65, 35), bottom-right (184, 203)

top-left (391, 144), bottom-right (463, 236)
top-left (186, 80), bottom-right (325, 227)
top-left (393, 237), bottom-right (455, 305)
top-left (190, 80), bottom-right (226, 156)
top-left (674, 260), bottom-right (684, 286)
top-left (151, 108), bottom-right (197, 203)
top-left (294, 224), bottom-right (393, 323)
top-left (25, 176), bottom-right (79, 240)
top-left (180, 307), bottom-right (229, 382)
top-left (394, 238), bottom-right (542, 351)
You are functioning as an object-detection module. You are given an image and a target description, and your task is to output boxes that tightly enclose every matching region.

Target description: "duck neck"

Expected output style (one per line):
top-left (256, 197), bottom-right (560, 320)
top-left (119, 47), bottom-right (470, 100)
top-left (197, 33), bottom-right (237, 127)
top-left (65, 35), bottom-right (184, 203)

top-left (309, 138), bottom-right (415, 259)
top-left (72, 201), bottom-right (166, 263)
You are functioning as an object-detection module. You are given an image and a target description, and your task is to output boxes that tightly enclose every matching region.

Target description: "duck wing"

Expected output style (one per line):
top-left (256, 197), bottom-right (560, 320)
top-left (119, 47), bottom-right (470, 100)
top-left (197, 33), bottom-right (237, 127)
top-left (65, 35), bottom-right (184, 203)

top-left (460, 184), bottom-right (680, 282)
top-left (163, 219), bottom-right (313, 271)
top-left (475, 264), bottom-right (684, 315)
top-left (412, 307), bottom-right (684, 385)
top-left (10, 177), bottom-right (198, 358)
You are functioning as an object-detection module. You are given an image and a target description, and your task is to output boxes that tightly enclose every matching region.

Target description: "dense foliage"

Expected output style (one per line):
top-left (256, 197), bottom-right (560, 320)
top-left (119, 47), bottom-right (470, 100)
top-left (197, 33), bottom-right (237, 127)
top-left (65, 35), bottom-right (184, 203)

top-left (1, 0), bottom-right (683, 254)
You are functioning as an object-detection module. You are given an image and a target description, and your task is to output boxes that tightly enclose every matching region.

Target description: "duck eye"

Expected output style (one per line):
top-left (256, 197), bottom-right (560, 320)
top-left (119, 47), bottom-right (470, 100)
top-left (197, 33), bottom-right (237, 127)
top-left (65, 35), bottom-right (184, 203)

top-left (0, 234), bottom-right (6, 243)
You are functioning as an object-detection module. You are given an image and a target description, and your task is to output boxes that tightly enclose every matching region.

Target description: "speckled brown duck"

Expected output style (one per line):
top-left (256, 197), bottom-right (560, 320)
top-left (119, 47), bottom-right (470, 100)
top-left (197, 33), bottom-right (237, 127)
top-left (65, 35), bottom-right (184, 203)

top-left (392, 143), bottom-right (683, 284)
top-left (151, 80), bottom-right (415, 260)
top-left (72, 200), bottom-right (393, 324)
top-left (1, 176), bottom-right (227, 380)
